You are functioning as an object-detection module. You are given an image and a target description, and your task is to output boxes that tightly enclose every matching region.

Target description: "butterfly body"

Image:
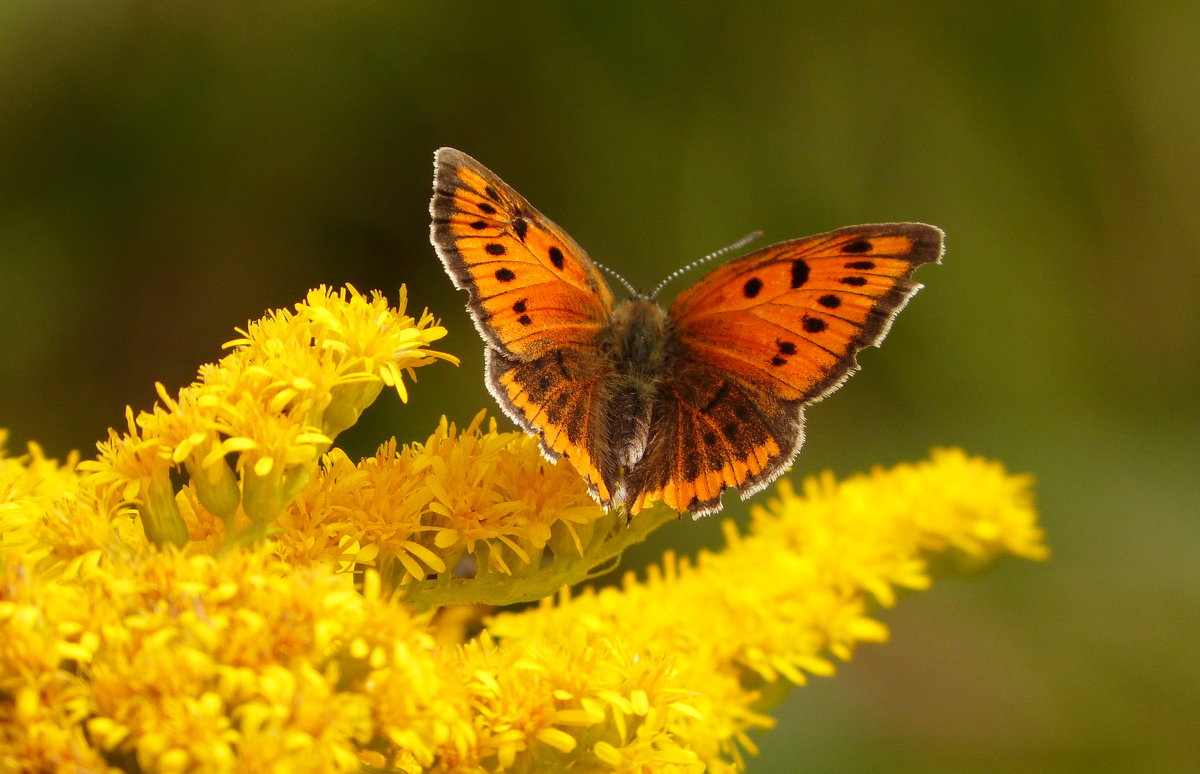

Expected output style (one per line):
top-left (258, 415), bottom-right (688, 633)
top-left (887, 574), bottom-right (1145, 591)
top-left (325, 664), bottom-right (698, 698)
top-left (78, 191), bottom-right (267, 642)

top-left (593, 297), bottom-right (674, 464)
top-left (431, 148), bottom-right (944, 518)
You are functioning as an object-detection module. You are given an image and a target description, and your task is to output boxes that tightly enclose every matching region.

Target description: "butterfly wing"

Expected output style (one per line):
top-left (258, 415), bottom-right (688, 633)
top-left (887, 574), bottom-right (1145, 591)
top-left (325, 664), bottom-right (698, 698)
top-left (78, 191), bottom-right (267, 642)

top-left (626, 222), bottom-right (944, 516)
top-left (625, 359), bottom-right (805, 517)
top-left (430, 148), bottom-right (620, 500)
top-left (484, 347), bottom-right (621, 504)
top-left (430, 147), bottom-right (615, 358)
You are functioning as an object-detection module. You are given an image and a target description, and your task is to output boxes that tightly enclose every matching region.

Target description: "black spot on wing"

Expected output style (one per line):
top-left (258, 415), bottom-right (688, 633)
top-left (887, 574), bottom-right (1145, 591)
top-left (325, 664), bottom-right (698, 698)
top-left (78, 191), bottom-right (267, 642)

top-left (790, 259), bottom-right (809, 288)
top-left (842, 240), bottom-right (872, 253)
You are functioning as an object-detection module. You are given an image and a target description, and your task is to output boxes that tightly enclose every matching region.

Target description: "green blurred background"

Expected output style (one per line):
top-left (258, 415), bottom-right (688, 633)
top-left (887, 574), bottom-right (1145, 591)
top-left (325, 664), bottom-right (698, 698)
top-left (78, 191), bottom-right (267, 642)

top-left (1, 1), bottom-right (1196, 770)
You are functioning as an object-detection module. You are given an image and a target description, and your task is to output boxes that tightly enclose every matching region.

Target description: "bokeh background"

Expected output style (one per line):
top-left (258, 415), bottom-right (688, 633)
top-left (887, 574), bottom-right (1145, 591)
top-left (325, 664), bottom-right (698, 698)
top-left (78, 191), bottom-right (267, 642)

top-left (2, 2), bottom-right (1196, 770)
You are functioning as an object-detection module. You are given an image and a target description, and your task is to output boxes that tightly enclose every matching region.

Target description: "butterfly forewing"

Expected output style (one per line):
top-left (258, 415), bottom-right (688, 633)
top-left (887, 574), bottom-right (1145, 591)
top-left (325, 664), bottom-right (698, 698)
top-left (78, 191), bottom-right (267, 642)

top-left (669, 223), bottom-right (944, 403)
top-left (430, 148), bottom-right (615, 359)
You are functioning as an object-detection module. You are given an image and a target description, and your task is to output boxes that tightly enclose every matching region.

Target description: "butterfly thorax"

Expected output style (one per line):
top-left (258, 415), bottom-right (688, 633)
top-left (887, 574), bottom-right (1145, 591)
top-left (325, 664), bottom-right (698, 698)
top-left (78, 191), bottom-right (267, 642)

top-left (601, 298), bottom-right (675, 372)
top-left (596, 297), bottom-right (677, 471)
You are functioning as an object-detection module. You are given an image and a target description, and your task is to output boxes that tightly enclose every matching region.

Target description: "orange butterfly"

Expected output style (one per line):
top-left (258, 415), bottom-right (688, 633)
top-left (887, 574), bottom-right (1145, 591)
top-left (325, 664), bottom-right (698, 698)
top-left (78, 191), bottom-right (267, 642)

top-left (430, 148), bottom-right (943, 518)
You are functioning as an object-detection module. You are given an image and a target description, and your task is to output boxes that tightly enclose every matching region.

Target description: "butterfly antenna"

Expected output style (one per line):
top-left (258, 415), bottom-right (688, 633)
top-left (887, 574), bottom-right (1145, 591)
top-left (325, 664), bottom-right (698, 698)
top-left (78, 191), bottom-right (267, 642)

top-left (593, 260), bottom-right (641, 297)
top-left (649, 231), bottom-right (763, 299)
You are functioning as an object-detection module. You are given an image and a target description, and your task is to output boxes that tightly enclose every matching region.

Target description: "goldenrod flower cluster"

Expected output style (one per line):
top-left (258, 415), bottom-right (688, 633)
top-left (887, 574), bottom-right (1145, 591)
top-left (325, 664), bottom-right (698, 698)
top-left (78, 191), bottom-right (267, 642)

top-left (0, 285), bottom-right (1046, 772)
top-left (82, 284), bottom-right (458, 548)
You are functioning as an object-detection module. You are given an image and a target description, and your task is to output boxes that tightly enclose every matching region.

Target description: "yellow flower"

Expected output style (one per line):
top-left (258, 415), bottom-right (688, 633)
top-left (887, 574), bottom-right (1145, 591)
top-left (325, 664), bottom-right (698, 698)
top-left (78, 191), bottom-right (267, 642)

top-left (0, 284), bottom-right (1048, 772)
top-left (0, 435), bottom-right (130, 578)
top-left (3, 546), bottom-right (434, 773)
top-left (263, 411), bottom-right (679, 610)
top-left (485, 449), bottom-right (1046, 768)
top-left (80, 285), bottom-right (454, 547)
top-left (439, 629), bottom-right (708, 772)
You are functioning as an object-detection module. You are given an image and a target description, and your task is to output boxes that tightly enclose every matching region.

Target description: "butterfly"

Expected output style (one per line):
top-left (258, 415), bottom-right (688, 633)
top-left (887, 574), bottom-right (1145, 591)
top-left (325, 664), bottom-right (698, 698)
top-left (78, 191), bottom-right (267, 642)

top-left (430, 148), bottom-right (943, 518)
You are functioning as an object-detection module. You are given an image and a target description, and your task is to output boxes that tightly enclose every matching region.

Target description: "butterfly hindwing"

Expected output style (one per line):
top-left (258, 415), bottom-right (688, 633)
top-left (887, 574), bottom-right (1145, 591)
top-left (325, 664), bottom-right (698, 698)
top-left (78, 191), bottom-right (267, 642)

top-left (625, 360), bottom-right (804, 516)
top-left (430, 148), bottom-right (615, 359)
top-left (485, 347), bottom-right (617, 503)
